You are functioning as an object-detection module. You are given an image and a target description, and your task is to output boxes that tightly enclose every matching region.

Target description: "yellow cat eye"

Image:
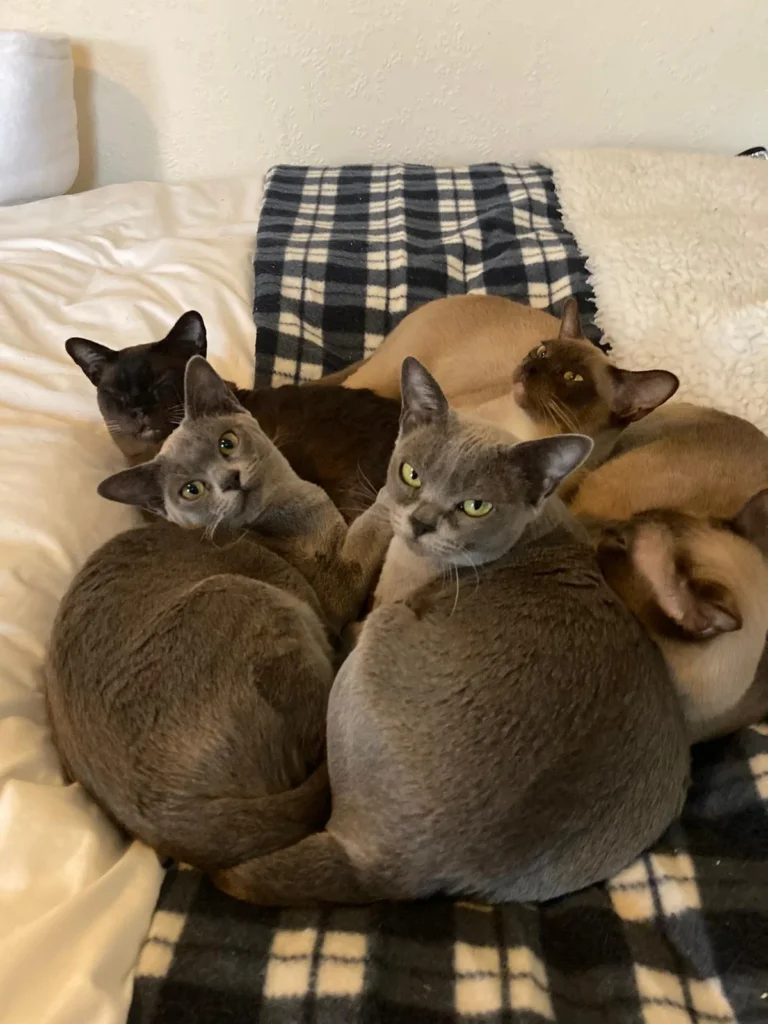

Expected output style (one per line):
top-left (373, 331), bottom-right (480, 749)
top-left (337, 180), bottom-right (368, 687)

top-left (180, 480), bottom-right (206, 501)
top-left (535, 344), bottom-right (548, 358)
top-left (460, 499), bottom-right (493, 517)
top-left (219, 431), bottom-right (239, 455)
top-left (400, 462), bottom-right (422, 488)
top-left (562, 370), bottom-right (584, 383)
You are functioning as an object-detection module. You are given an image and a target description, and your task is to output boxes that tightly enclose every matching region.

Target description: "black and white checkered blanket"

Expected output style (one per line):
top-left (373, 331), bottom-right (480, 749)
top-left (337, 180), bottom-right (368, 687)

top-left (251, 162), bottom-right (601, 386)
top-left (130, 163), bottom-right (768, 1024)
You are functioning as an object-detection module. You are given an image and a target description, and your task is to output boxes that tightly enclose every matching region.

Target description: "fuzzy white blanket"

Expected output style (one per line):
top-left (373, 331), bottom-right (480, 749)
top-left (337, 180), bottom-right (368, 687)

top-left (545, 149), bottom-right (768, 432)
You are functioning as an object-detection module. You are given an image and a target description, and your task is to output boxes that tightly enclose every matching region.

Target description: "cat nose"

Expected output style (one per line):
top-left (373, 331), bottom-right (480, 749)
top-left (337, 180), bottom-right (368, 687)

top-left (221, 470), bottom-right (241, 492)
top-left (411, 516), bottom-right (435, 538)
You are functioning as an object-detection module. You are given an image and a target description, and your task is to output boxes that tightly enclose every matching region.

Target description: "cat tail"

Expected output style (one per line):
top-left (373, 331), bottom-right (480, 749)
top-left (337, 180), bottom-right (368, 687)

top-left (160, 763), bottom-right (332, 870)
top-left (211, 830), bottom-right (380, 906)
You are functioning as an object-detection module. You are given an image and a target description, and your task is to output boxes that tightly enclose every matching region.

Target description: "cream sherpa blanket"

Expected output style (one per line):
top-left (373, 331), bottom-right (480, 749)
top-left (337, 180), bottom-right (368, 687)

top-left (545, 149), bottom-right (768, 431)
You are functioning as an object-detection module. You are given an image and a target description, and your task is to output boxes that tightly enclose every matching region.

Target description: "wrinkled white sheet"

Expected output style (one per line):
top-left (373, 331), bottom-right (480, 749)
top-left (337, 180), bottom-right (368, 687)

top-left (0, 176), bottom-right (263, 1024)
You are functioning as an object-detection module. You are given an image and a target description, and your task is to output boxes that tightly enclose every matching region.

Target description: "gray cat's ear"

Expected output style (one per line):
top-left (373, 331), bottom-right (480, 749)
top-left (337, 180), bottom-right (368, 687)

top-left (184, 355), bottom-right (244, 419)
top-left (730, 488), bottom-right (768, 556)
top-left (609, 367), bottom-right (679, 423)
top-left (558, 297), bottom-right (584, 340)
top-left (65, 338), bottom-right (115, 385)
top-left (163, 311), bottom-right (207, 358)
top-left (97, 462), bottom-right (164, 514)
top-left (400, 357), bottom-right (449, 433)
top-left (513, 433), bottom-right (593, 504)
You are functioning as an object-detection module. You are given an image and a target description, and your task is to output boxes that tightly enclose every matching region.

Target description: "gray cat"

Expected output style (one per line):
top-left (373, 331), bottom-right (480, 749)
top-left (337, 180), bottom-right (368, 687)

top-left (46, 356), bottom-right (391, 870)
top-left (211, 358), bottom-right (690, 906)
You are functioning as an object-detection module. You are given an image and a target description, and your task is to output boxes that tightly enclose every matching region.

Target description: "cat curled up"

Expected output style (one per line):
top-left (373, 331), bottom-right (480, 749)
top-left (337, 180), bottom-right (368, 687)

top-left (65, 304), bottom-right (678, 519)
top-left (570, 403), bottom-right (768, 742)
top-left (45, 356), bottom-right (392, 871)
top-left (321, 295), bottom-right (679, 467)
top-left (211, 359), bottom-right (690, 907)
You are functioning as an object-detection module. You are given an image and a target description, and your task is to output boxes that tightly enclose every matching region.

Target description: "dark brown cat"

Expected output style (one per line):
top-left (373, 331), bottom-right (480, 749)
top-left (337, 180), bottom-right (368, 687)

top-left (66, 312), bottom-right (401, 521)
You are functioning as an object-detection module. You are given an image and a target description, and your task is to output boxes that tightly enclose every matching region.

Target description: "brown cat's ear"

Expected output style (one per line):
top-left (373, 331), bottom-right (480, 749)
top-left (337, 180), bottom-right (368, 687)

top-left (65, 338), bottom-right (115, 385)
top-left (399, 357), bottom-right (449, 434)
top-left (97, 462), bottom-right (164, 514)
top-left (163, 311), bottom-right (207, 358)
top-left (630, 521), bottom-right (741, 639)
top-left (184, 355), bottom-right (244, 420)
top-left (609, 367), bottom-right (679, 423)
top-left (730, 488), bottom-right (768, 556)
top-left (512, 433), bottom-right (593, 505)
top-left (558, 298), bottom-right (584, 340)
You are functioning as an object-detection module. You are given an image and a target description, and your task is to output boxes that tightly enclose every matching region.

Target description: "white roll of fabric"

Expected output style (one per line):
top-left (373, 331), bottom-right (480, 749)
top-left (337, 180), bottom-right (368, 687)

top-left (0, 31), bottom-right (79, 206)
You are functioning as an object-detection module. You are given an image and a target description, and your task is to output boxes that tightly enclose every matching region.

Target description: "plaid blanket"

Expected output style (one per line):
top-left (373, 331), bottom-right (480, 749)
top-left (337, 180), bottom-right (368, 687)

top-left (130, 164), bottom-right (768, 1024)
top-left (252, 162), bottom-right (601, 386)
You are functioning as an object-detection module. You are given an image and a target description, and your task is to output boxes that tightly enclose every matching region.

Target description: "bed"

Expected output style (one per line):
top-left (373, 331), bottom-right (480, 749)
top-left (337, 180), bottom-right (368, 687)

top-left (1, 151), bottom-right (766, 1024)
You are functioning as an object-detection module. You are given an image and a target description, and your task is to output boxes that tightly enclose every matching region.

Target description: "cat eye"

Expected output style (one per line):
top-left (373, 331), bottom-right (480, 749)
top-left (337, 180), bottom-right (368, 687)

top-left (180, 480), bottom-right (206, 501)
top-left (400, 462), bottom-right (422, 488)
top-left (562, 371), bottom-right (584, 383)
top-left (219, 431), bottom-right (239, 455)
top-left (460, 499), bottom-right (493, 517)
top-left (535, 344), bottom-right (548, 358)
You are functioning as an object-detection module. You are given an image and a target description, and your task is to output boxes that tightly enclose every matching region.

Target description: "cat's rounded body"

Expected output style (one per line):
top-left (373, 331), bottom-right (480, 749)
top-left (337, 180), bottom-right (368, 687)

top-left (47, 523), bottom-right (333, 868)
top-left (48, 357), bottom-right (394, 871)
top-left (212, 359), bottom-right (689, 907)
top-left (318, 533), bottom-right (688, 902)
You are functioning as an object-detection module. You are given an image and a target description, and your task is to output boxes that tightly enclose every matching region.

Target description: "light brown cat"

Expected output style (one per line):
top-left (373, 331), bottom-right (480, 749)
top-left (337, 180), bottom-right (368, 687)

top-left (570, 402), bottom-right (768, 742)
top-left (322, 296), bottom-right (678, 468)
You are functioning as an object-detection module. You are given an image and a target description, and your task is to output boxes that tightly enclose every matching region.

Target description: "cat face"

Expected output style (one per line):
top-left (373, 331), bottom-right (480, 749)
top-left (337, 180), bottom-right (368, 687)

top-left (512, 299), bottom-right (679, 438)
top-left (66, 311), bottom-right (207, 459)
top-left (596, 492), bottom-right (768, 642)
top-left (98, 356), bottom-right (285, 531)
top-left (387, 358), bottom-right (593, 567)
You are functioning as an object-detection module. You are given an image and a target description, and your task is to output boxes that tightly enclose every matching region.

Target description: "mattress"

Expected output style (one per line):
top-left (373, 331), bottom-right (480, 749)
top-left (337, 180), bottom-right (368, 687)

top-left (0, 176), bottom-right (264, 1024)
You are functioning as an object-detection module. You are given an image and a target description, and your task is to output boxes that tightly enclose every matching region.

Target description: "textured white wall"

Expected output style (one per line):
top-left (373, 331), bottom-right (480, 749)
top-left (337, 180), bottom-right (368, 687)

top-left (4, 0), bottom-right (767, 189)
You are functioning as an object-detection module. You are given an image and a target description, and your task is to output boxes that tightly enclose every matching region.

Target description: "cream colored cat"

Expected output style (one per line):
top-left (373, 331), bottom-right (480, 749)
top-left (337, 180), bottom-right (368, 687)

top-left (322, 296), bottom-right (678, 466)
top-left (571, 402), bottom-right (768, 742)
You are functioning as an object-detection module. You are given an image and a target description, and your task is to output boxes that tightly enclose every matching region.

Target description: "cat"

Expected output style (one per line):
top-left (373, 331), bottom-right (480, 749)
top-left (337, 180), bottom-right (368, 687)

top-left (46, 356), bottom-right (392, 871)
top-left (66, 311), bottom-right (401, 520)
top-left (209, 358), bottom-right (690, 907)
top-left (570, 402), bottom-right (768, 742)
top-left (320, 295), bottom-right (679, 468)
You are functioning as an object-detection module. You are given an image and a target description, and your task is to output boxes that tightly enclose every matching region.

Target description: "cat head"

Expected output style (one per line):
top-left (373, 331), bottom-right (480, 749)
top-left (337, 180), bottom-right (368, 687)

top-left (387, 358), bottom-right (593, 566)
top-left (66, 311), bottom-right (207, 460)
top-left (97, 356), bottom-right (286, 531)
top-left (512, 299), bottom-right (678, 448)
top-left (596, 491), bottom-right (768, 643)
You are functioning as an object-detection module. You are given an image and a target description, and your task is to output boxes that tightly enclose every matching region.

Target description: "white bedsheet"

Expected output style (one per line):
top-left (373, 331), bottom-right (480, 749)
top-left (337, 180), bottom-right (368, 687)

top-left (0, 177), bottom-right (263, 1024)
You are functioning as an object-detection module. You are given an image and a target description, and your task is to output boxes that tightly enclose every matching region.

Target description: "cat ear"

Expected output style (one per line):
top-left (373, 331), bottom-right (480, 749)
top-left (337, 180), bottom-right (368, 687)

top-left (184, 355), bottom-right (244, 419)
top-left (512, 433), bottom-right (593, 504)
top-left (97, 462), bottom-right (164, 514)
top-left (65, 338), bottom-right (115, 385)
top-left (399, 357), bottom-right (449, 433)
top-left (558, 297), bottom-right (584, 340)
top-left (609, 367), bottom-right (679, 423)
top-left (630, 521), bottom-right (741, 638)
top-left (163, 310), bottom-right (207, 358)
top-left (730, 488), bottom-right (768, 556)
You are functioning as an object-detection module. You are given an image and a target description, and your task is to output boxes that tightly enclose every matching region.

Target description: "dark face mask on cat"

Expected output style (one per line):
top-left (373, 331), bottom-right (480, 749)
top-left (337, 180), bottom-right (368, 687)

top-left (65, 310), bottom-right (207, 459)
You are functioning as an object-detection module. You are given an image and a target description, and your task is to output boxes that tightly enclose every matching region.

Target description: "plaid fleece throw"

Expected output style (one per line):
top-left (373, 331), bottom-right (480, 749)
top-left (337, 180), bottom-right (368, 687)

top-left (130, 164), bottom-right (768, 1024)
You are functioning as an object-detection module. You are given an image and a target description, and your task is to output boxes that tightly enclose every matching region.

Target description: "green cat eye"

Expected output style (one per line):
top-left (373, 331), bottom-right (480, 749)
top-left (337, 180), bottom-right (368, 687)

top-left (219, 431), bottom-right (239, 455)
top-left (460, 499), bottom-right (493, 518)
top-left (400, 462), bottom-right (421, 488)
top-left (562, 370), bottom-right (584, 383)
top-left (180, 480), bottom-right (206, 501)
